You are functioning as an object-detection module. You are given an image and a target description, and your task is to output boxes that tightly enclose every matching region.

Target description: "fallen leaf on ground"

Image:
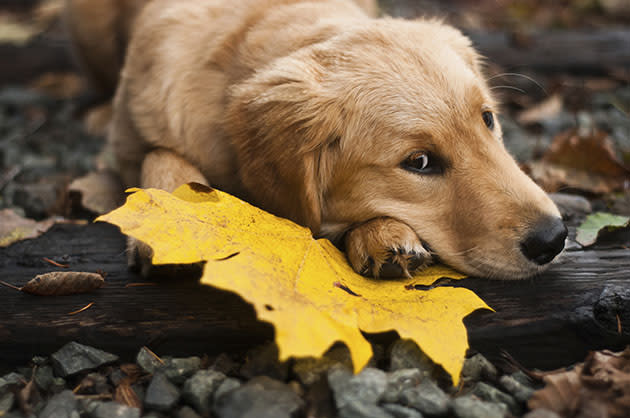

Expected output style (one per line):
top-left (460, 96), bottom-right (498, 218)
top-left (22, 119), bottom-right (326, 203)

top-left (0, 271), bottom-right (105, 296)
top-left (0, 209), bottom-right (58, 247)
top-left (576, 212), bottom-right (630, 247)
top-left (97, 184), bottom-right (490, 384)
top-left (517, 94), bottom-right (563, 125)
top-left (529, 347), bottom-right (630, 418)
top-left (69, 170), bottom-right (125, 215)
top-left (525, 129), bottom-right (630, 194)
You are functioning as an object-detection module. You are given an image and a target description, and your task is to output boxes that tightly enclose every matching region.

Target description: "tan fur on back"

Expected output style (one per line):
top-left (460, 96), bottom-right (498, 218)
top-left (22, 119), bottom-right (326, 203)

top-left (67, 0), bottom-right (564, 279)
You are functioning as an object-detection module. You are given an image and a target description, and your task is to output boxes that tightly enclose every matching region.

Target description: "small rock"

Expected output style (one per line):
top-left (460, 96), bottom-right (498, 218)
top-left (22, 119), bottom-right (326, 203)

top-left (213, 377), bottom-right (242, 405)
top-left (389, 340), bottom-right (436, 379)
top-left (78, 373), bottom-right (111, 394)
top-left (472, 382), bottom-right (520, 415)
top-left (211, 353), bottom-right (239, 376)
top-left (0, 392), bottom-right (14, 415)
top-left (145, 373), bottom-right (180, 412)
top-left (399, 380), bottom-right (450, 416)
top-left (549, 193), bottom-right (592, 219)
top-left (460, 354), bottom-right (498, 383)
top-left (51, 377), bottom-right (67, 394)
top-left (82, 400), bottom-right (140, 418)
top-left (136, 347), bottom-right (164, 374)
top-left (161, 357), bottom-right (201, 384)
top-left (381, 403), bottom-right (424, 418)
top-left (338, 399), bottom-right (395, 418)
top-left (510, 371), bottom-right (534, 388)
top-left (293, 346), bottom-right (353, 385)
top-left (499, 375), bottom-right (535, 403)
top-left (12, 182), bottom-right (60, 218)
top-left (240, 342), bottom-right (289, 380)
top-left (140, 413), bottom-right (164, 418)
top-left (1, 372), bottom-right (25, 388)
top-left (523, 408), bottom-right (562, 418)
top-left (51, 342), bottom-right (119, 377)
top-left (39, 390), bottom-right (79, 418)
top-left (34, 365), bottom-right (55, 391)
top-left (32, 356), bottom-right (48, 366)
top-left (453, 395), bottom-right (507, 418)
top-left (381, 369), bottom-right (423, 403)
top-left (182, 369), bottom-right (226, 414)
top-left (109, 368), bottom-right (126, 386)
top-left (329, 367), bottom-right (387, 409)
top-left (214, 376), bottom-right (304, 418)
top-left (176, 405), bottom-right (202, 418)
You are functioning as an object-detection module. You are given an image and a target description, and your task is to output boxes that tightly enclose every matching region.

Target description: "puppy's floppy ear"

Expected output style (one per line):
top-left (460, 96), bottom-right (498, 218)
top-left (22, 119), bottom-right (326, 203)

top-left (226, 51), bottom-right (341, 234)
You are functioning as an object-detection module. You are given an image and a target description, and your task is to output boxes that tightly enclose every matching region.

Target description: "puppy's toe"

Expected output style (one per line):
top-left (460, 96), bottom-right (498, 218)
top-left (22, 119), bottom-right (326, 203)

top-left (379, 246), bottom-right (432, 278)
top-left (345, 218), bottom-right (433, 279)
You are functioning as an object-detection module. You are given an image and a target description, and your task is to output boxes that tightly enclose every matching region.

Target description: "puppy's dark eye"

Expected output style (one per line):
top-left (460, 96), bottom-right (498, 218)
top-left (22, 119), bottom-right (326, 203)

top-left (482, 111), bottom-right (494, 130)
top-left (402, 151), bottom-right (443, 175)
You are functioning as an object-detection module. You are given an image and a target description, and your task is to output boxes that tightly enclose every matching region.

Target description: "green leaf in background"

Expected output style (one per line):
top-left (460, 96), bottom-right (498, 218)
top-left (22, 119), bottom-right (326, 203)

top-left (576, 212), bottom-right (630, 247)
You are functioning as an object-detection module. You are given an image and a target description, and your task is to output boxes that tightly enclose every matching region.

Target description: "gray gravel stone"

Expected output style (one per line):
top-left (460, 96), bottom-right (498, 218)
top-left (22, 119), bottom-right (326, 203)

top-left (211, 353), bottom-right (239, 376)
top-left (213, 377), bottom-right (242, 405)
top-left (460, 354), bottom-right (498, 383)
top-left (176, 405), bottom-right (202, 418)
top-left (523, 408), bottom-right (562, 418)
top-left (1, 372), bottom-right (24, 389)
top-left (240, 343), bottom-right (289, 381)
top-left (145, 373), bottom-right (180, 412)
top-left (293, 346), bottom-right (353, 385)
top-left (329, 367), bottom-right (387, 409)
top-left (499, 374), bottom-right (535, 403)
top-left (453, 395), bottom-right (508, 418)
top-left (83, 400), bottom-right (141, 418)
top-left (510, 371), bottom-right (535, 388)
top-left (381, 369), bottom-right (423, 403)
top-left (136, 347), bottom-right (164, 374)
top-left (399, 380), bottom-right (450, 416)
top-left (34, 365), bottom-right (54, 391)
top-left (162, 357), bottom-right (201, 385)
top-left (182, 369), bottom-right (226, 414)
top-left (39, 390), bottom-right (79, 418)
top-left (549, 193), bottom-right (592, 219)
top-left (0, 392), bottom-right (14, 415)
top-left (213, 376), bottom-right (304, 418)
top-left (51, 342), bottom-right (118, 377)
top-left (472, 382), bottom-right (520, 415)
top-left (381, 403), bottom-right (424, 418)
top-left (338, 400), bottom-right (395, 418)
top-left (389, 340), bottom-right (436, 379)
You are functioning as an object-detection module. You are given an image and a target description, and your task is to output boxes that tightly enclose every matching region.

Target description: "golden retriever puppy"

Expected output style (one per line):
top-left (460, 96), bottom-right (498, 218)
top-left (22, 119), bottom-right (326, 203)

top-left (66, 0), bottom-right (567, 279)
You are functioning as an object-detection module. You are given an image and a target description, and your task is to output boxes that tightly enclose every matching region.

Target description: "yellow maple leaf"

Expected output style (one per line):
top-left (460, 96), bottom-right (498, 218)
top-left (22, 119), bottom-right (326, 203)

top-left (97, 183), bottom-right (491, 385)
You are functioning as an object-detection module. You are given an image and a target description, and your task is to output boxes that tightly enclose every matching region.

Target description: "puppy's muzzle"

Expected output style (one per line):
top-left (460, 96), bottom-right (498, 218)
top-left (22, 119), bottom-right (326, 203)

top-left (520, 216), bottom-right (568, 265)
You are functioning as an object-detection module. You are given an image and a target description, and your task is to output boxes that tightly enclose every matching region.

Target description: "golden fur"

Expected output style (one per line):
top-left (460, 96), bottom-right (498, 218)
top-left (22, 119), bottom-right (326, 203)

top-left (66, 0), bottom-right (564, 279)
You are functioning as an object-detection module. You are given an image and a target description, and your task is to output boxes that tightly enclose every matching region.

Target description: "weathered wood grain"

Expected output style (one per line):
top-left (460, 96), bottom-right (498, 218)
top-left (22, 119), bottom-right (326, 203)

top-left (1, 223), bottom-right (629, 373)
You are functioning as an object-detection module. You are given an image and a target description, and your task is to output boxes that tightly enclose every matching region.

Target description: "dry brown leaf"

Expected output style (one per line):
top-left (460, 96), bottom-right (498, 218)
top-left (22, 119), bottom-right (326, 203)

top-left (0, 209), bottom-right (59, 247)
top-left (29, 72), bottom-right (83, 99)
top-left (526, 129), bottom-right (630, 194)
top-left (69, 170), bottom-right (125, 215)
top-left (16, 272), bottom-right (105, 296)
top-left (529, 347), bottom-right (630, 418)
top-left (517, 94), bottom-right (563, 125)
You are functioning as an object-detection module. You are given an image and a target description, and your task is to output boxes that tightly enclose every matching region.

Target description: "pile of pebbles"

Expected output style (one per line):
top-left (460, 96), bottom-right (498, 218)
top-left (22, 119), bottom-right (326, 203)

top-left (0, 339), bottom-right (561, 418)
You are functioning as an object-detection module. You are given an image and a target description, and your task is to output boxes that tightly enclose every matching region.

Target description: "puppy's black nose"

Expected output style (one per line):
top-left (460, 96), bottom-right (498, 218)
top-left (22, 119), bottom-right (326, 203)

top-left (520, 216), bottom-right (567, 265)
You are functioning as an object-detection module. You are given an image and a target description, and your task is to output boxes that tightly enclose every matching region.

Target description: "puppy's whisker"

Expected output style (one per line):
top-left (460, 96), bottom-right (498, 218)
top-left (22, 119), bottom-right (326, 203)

top-left (486, 72), bottom-right (547, 95)
top-left (489, 85), bottom-right (526, 94)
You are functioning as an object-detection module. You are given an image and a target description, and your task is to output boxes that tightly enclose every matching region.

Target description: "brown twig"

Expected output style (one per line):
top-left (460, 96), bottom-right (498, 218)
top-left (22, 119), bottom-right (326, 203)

top-left (42, 257), bottom-right (69, 268)
top-left (0, 280), bottom-right (21, 291)
top-left (142, 346), bottom-right (164, 365)
top-left (125, 282), bottom-right (157, 288)
top-left (68, 302), bottom-right (94, 316)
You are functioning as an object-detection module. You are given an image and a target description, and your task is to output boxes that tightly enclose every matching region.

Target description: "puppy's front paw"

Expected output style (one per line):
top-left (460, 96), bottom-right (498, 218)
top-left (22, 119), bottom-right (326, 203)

top-left (345, 218), bottom-right (432, 279)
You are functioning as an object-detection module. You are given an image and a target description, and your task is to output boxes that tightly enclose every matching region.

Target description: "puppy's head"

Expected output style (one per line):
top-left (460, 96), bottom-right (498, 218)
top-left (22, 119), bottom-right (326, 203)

top-left (229, 19), bottom-right (566, 279)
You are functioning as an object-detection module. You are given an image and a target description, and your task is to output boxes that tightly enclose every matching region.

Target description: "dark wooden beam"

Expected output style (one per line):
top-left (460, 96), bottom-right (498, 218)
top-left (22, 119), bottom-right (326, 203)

top-left (1, 223), bottom-right (629, 374)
